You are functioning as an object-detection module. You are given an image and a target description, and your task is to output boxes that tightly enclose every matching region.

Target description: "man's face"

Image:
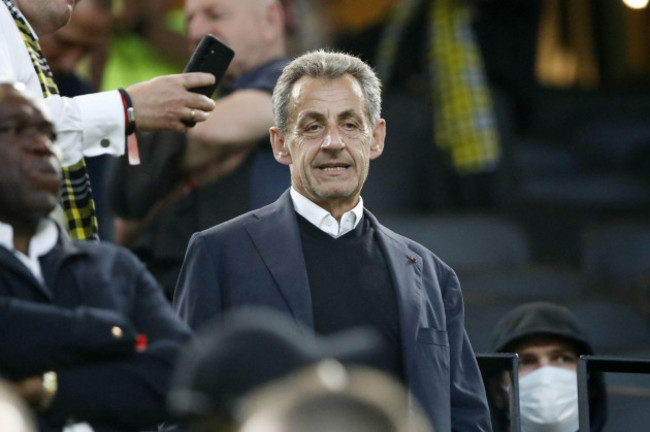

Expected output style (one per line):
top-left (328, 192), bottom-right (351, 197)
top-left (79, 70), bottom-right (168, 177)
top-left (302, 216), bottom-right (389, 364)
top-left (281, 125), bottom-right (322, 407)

top-left (12, 0), bottom-right (78, 36)
top-left (185, 0), bottom-right (272, 80)
top-left (270, 75), bottom-right (385, 215)
top-left (39, 0), bottom-right (111, 76)
top-left (513, 336), bottom-right (580, 377)
top-left (0, 85), bottom-right (62, 226)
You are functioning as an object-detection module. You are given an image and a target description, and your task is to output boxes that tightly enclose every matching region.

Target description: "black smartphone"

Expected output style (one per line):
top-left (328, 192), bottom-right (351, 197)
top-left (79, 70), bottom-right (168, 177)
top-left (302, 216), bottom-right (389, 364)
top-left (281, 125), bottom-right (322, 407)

top-left (183, 34), bottom-right (234, 98)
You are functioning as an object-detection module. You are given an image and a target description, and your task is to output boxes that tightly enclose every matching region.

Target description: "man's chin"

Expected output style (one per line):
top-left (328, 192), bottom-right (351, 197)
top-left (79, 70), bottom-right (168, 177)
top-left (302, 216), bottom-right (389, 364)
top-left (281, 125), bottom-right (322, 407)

top-left (313, 188), bottom-right (359, 205)
top-left (29, 195), bottom-right (59, 218)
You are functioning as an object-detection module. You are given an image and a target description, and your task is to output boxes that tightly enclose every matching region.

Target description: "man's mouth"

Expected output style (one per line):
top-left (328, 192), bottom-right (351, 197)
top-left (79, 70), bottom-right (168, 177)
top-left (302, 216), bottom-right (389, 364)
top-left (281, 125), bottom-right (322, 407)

top-left (318, 163), bottom-right (350, 171)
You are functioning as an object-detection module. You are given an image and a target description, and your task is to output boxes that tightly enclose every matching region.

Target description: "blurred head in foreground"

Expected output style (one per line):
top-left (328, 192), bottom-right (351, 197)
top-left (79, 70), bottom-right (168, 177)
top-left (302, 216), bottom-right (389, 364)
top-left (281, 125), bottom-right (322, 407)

top-left (168, 307), bottom-right (386, 431)
top-left (236, 360), bottom-right (433, 432)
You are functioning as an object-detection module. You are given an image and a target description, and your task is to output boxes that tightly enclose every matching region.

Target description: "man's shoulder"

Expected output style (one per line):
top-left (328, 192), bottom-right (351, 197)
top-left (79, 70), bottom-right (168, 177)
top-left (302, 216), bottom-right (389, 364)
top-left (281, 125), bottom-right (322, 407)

top-left (229, 58), bottom-right (289, 94)
top-left (371, 214), bottom-right (454, 273)
top-left (194, 195), bottom-right (287, 241)
top-left (196, 209), bottom-right (257, 239)
top-left (70, 238), bottom-right (144, 269)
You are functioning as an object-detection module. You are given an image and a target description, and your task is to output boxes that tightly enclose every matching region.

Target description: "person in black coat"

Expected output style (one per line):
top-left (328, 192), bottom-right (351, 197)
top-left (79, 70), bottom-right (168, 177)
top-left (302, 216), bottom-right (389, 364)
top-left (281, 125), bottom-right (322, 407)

top-left (0, 82), bottom-right (191, 432)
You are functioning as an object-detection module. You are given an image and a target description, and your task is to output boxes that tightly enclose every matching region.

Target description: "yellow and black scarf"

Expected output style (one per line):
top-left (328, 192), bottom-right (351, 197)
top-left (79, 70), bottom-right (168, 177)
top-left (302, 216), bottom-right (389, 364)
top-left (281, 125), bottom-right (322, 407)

top-left (3, 0), bottom-right (98, 240)
top-left (375, 0), bottom-right (501, 175)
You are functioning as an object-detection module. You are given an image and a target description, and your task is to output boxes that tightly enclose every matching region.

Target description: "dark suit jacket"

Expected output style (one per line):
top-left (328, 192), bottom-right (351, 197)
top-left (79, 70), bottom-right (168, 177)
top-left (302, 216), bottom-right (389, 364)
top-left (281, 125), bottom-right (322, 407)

top-left (174, 191), bottom-right (492, 432)
top-left (0, 224), bottom-right (191, 432)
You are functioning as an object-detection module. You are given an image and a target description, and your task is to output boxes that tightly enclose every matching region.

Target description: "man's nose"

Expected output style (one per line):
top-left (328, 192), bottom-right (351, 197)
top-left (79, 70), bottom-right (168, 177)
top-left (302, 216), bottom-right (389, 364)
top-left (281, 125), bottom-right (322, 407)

top-left (321, 126), bottom-right (345, 150)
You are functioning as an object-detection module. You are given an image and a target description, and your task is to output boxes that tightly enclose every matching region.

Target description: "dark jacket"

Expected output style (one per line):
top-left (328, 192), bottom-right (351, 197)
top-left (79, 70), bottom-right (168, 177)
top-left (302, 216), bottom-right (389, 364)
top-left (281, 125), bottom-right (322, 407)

top-left (489, 301), bottom-right (607, 432)
top-left (174, 190), bottom-right (493, 432)
top-left (0, 223), bottom-right (191, 432)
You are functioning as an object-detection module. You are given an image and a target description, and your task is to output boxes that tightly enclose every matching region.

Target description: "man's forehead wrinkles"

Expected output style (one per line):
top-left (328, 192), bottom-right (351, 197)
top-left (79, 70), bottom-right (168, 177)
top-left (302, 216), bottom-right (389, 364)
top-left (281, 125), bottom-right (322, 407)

top-left (297, 108), bottom-right (361, 122)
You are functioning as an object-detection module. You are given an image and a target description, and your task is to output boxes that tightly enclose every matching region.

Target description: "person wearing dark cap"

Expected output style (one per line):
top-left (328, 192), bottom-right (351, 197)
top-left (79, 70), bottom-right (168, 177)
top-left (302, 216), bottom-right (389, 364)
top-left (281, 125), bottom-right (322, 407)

top-left (167, 307), bottom-right (385, 432)
top-left (488, 302), bottom-right (607, 432)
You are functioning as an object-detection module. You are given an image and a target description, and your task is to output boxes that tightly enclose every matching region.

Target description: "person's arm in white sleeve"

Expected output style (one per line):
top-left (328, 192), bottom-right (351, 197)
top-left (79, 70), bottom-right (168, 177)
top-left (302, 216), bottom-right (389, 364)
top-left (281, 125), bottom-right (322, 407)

top-left (46, 73), bottom-right (218, 168)
top-left (46, 91), bottom-right (125, 167)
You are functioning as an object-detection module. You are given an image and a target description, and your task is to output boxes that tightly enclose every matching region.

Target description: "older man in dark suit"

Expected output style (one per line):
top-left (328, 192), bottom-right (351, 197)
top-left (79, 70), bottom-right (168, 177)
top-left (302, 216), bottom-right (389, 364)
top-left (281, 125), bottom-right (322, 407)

top-left (174, 50), bottom-right (492, 432)
top-left (0, 82), bottom-right (191, 432)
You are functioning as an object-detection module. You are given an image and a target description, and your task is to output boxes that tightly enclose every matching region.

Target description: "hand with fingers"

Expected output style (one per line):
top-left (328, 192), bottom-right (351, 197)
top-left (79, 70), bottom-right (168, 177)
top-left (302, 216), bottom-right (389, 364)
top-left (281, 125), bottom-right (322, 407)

top-left (125, 72), bottom-right (217, 133)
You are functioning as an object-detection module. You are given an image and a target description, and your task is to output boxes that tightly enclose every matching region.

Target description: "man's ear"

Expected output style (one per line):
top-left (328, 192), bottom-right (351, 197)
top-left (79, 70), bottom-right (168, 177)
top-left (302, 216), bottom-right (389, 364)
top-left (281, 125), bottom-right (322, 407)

top-left (269, 126), bottom-right (292, 165)
top-left (369, 119), bottom-right (386, 160)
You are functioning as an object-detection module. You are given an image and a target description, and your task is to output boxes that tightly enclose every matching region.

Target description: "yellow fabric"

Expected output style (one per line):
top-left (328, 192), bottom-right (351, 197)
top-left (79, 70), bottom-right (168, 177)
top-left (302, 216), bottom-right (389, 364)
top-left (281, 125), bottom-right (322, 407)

top-left (331, 0), bottom-right (399, 32)
top-left (6, 0), bottom-right (99, 240)
top-left (376, 0), bottom-right (501, 175)
top-left (429, 0), bottom-right (500, 174)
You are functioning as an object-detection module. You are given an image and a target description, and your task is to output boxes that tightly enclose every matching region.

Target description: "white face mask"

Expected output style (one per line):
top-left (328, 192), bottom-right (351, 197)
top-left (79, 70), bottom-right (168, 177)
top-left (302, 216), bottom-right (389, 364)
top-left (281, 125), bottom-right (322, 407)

top-left (518, 366), bottom-right (579, 432)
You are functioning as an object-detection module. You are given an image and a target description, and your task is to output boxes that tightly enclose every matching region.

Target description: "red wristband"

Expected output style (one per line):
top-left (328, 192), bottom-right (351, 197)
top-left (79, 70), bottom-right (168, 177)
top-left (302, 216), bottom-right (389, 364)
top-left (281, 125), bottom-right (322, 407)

top-left (117, 88), bottom-right (136, 135)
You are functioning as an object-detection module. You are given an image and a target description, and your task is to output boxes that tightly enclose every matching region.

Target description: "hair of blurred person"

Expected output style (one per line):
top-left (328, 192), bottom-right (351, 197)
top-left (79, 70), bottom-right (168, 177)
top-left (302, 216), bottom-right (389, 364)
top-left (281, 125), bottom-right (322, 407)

top-left (488, 302), bottom-right (607, 432)
top-left (235, 361), bottom-right (433, 432)
top-left (167, 306), bottom-right (385, 430)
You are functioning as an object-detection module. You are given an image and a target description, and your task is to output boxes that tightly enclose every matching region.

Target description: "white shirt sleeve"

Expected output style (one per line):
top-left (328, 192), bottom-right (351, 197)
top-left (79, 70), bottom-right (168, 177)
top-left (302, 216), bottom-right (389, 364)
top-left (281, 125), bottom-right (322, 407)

top-left (45, 92), bottom-right (125, 166)
top-left (0, 3), bottom-right (126, 167)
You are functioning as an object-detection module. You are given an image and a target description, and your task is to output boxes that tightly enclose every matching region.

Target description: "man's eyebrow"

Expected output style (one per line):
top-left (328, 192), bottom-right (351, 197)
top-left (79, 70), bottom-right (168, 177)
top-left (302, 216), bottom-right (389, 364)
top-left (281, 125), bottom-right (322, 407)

top-left (297, 111), bottom-right (326, 125)
top-left (338, 109), bottom-right (363, 121)
top-left (551, 347), bottom-right (579, 356)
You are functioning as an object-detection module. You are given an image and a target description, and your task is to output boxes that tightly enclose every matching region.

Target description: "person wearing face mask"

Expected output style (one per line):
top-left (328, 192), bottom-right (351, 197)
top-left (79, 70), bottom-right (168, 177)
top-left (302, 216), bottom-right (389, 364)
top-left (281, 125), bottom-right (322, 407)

top-left (487, 302), bottom-right (607, 432)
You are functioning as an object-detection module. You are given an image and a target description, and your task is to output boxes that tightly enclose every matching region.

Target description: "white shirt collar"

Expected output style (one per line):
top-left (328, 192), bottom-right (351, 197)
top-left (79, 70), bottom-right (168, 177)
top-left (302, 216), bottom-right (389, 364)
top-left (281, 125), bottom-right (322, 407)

top-left (290, 187), bottom-right (364, 238)
top-left (0, 219), bottom-right (58, 283)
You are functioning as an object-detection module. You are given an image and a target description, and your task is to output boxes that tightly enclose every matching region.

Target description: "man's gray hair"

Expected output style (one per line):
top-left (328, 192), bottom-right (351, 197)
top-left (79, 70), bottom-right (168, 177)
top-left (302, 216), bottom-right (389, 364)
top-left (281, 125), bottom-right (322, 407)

top-left (272, 50), bottom-right (382, 133)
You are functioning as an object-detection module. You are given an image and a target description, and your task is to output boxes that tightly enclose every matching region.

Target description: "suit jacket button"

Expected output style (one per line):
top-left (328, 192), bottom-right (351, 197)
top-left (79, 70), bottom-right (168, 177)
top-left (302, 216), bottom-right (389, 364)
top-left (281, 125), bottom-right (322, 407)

top-left (111, 326), bottom-right (123, 339)
top-left (100, 138), bottom-right (110, 148)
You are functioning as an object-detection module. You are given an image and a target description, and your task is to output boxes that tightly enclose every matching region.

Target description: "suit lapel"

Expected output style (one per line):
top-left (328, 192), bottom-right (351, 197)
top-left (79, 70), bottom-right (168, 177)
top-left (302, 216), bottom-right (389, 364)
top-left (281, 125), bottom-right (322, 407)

top-left (245, 191), bottom-right (314, 328)
top-left (368, 211), bottom-right (423, 383)
top-left (0, 244), bottom-right (53, 301)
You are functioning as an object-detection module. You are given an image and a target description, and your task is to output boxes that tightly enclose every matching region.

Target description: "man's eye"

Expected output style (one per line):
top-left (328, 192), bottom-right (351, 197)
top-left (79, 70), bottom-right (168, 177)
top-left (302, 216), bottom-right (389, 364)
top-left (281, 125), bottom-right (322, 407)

top-left (306, 124), bottom-right (321, 132)
top-left (0, 125), bottom-right (56, 142)
top-left (518, 356), bottom-right (536, 366)
top-left (0, 125), bottom-right (18, 136)
top-left (343, 122), bottom-right (357, 130)
top-left (556, 354), bottom-right (578, 364)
